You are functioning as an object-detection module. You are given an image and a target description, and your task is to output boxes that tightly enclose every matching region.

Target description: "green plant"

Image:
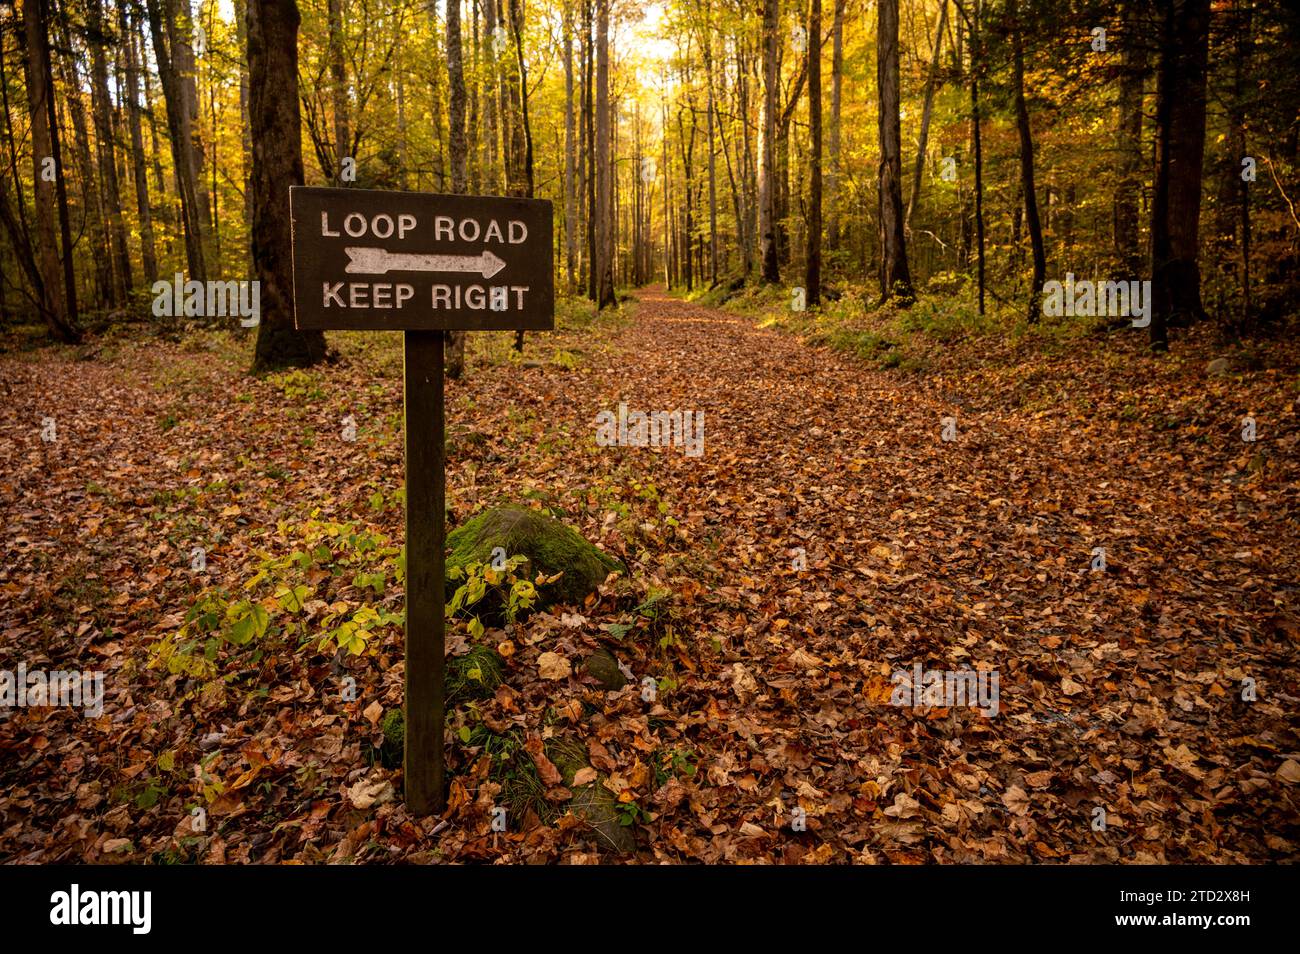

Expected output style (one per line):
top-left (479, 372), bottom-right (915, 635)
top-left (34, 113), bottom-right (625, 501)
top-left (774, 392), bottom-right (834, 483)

top-left (445, 554), bottom-right (544, 625)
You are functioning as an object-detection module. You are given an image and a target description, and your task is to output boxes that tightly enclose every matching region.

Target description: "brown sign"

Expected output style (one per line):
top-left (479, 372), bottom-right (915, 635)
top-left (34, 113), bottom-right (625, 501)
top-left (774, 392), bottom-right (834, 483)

top-left (289, 186), bottom-right (553, 332)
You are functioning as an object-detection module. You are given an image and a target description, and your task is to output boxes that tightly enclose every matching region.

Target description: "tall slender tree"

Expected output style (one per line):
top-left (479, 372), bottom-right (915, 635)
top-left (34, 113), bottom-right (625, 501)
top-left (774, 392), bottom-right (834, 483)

top-left (446, 0), bottom-right (469, 376)
top-left (594, 0), bottom-right (615, 308)
top-left (805, 0), bottom-right (822, 306)
top-left (757, 0), bottom-right (779, 283)
top-left (1010, 0), bottom-right (1044, 322)
top-left (876, 0), bottom-right (911, 302)
top-left (87, 0), bottom-right (132, 300)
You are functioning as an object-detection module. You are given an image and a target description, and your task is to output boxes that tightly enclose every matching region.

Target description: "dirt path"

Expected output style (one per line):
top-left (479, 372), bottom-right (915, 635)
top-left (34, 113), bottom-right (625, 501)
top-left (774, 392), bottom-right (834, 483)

top-left (1, 287), bottom-right (1296, 863)
top-left (547, 286), bottom-right (1298, 862)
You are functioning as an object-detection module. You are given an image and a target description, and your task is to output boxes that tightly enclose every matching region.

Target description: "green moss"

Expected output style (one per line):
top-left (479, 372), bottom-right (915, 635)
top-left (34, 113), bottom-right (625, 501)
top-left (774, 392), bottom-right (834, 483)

top-left (445, 505), bottom-right (621, 608)
top-left (374, 709), bottom-right (405, 768)
top-left (447, 644), bottom-right (504, 702)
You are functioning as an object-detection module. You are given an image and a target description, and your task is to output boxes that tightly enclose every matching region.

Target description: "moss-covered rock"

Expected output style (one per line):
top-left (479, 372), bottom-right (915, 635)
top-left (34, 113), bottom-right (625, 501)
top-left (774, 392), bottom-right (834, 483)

top-left (445, 505), bottom-right (621, 608)
top-left (582, 648), bottom-right (627, 690)
top-left (547, 736), bottom-right (636, 853)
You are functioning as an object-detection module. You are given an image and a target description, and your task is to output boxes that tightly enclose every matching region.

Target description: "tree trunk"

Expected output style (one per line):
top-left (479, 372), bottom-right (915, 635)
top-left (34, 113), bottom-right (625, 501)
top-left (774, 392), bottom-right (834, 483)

top-left (906, 0), bottom-right (947, 230)
top-left (1149, 0), bottom-right (1211, 350)
top-left (677, 105), bottom-right (695, 292)
top-left (22, 0), bottom-right (78, 340)
top-left (236, 0), bottom-right (251, 250)
top-left (967, 0), bottom-right (985, 315)
top-left (445, 0), bottom-right (468, 377)
top-left (876, 0), bottom-right (912, 302)
top-left (123, 0), bottom-right (158, 285)
top-left (509, 0), bottom-right (533, 197)
top-left (168, 0), bottom-right (212, 250)
top-left (55, 9), bottom-right (114, 306)
top-left (584, 0), bottom-right (596, 300)
top-left (827, 0), bottom-right (843, 248)
top-left (594, 0), bottom-right (615, 308)
top-left (1010, 0), bottom-right (1044, 322)
top-left (703, 6), bottom-right (719, 285)
top-left (146, 0), bottom-right (207, 282)
top-left (249, 0), bottom-right (325, 370)
top-left (327, 0), bottom-right (350, 184)
top-left (563, 4), bottom-right (577, 292)
top-left (1113, 0), bottom-right (1144, 276)
top-left (88, 0), bottom-right (132, 300)
top-left (805, 0), bottom-right (822, 306)
top-left (757, 0), bottom-right (779, 283)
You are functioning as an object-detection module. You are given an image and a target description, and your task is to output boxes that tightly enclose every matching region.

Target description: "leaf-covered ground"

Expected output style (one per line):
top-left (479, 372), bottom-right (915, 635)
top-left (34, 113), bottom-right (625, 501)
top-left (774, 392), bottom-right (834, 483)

top-left (1, 288), bottom-right (1298, 864)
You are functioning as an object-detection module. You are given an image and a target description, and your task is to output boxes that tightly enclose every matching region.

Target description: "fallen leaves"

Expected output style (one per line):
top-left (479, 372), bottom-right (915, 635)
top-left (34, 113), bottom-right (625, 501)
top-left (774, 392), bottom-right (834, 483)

top-left (537, 651), bottom-right (571, 681)
top-left (2, 288), bottom-right (1296, 867)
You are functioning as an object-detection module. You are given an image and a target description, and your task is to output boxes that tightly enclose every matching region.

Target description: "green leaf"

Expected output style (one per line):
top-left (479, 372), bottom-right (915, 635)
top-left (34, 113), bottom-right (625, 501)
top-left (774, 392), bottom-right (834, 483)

top-left (276, 584), bottom-right (311, 613)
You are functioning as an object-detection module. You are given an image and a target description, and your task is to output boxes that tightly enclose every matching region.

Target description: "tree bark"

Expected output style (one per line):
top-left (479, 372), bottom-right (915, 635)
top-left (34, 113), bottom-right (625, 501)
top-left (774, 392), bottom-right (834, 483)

top-left (563, 4), bottom-right (577, 292)
top-left (594, 0), bottom-right (615, 308)
top-left (446, 0), bottom-right (468, 377)
top-left (122, 0), bottom-right (158, 285)
top-left (55, 8), bottom-right (114, 306)
top-left (827, 0), bottom-right (843, 248)
top-left (757, 0), bottom-right (780, 284)
top-left (876, 0), bottom-right (912, 302)
top-left (1149, 0), bottom-right (1210, 350)
top-left (584, 0), bottom-right (596, 299)
top-left (327, 0), bottom-right (350, 184)
top-left (1010, 0), bottom-right (1044, 322)
top-left (88, 0), bottom-right (133, 300)
top-left (21, 0), bottom-right (78, 340)
top-left (146, 0), bottom-right (207, 282)
top-left (805, 0), bottom-right (822, 306)
top-left (508, 0), bottom-right (533, 197)
top-left (1113, 0), bottom-right (1144, 276)
top-left (906, 0), bottom-right (947, 230)
top-left (249, 0), bottom-right (325, 370)
top-left (703, 5), bottom-right (719, 285)
top-left (168, 0), bottom-right (212, 250)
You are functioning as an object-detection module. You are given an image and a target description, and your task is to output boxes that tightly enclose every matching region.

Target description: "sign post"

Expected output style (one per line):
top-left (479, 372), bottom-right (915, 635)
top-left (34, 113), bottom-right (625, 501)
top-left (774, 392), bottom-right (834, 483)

top-left (290, 186), bottom-right (553, 813)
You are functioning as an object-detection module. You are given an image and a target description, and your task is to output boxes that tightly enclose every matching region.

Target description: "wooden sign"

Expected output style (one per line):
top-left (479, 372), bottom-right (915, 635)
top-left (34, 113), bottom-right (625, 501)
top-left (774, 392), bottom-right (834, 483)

top-left (289, 186), bottom-right (554, 816)
top-left (289, 186), bottom-right (553, 332)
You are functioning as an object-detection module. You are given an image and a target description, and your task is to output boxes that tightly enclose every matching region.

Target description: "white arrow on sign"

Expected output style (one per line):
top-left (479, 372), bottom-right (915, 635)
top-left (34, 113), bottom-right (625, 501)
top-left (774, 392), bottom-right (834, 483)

top-left (344, 246), bottom-right (506, 279)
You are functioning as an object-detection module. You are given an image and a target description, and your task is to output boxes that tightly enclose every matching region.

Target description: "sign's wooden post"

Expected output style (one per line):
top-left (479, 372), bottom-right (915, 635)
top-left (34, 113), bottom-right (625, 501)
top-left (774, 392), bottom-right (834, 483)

top-left (402, 330), bottom-right (445, 812)
top-left (290, 186), bottom-right (553, 814)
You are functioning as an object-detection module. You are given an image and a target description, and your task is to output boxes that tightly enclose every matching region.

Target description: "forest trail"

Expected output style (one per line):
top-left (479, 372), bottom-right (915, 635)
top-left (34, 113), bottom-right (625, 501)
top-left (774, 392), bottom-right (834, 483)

top-left (0, 286), bottom-right (1295, 864)
top-left (553, 285), bottom-right (1297, 862)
